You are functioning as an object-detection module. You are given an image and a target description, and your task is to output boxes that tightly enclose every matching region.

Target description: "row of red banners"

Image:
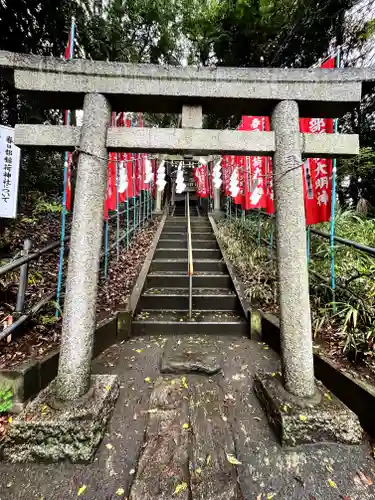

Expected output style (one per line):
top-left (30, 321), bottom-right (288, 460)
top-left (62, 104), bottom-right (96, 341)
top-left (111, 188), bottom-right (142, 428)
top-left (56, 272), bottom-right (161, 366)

top-left (105, 114), bottom-right (157, 220)
top-left (195, 57), bottom-right (335, 224)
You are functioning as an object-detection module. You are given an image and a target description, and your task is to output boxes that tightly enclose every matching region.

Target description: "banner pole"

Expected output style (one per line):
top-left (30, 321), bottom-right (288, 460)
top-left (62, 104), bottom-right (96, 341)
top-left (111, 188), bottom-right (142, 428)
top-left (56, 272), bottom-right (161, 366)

top-left (104, 219), bottom-right (109, 279)
top-left (114, 112), bottom-right (120, 262)
top-left (307, 225), bottom-right (311, 263)
top-left (56, 16), bottom-right (75, 317)
top-left (330, 48), bottom-right (341, 312)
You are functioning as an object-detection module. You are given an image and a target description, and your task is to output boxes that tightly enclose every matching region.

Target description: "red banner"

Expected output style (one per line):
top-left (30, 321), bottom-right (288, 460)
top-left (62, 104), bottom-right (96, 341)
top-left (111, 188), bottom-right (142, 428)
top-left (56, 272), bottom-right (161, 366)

top-left (300, 57), bottom-right (335, 224)
top-left (300, 117), bottom-right (333, 224)
top-left (104, 152), bottom-right (117, 220)
top-left (240, 116), bottom-right (268, 210)
top-left (222, 155), bottom-right (235, 197)
top-left (194, 163), bottom-right (209, 198)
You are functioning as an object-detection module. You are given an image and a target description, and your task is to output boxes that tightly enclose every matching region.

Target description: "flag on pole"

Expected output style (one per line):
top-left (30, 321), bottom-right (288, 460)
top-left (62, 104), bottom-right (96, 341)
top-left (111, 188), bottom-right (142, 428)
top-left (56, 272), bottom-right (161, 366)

top-left (301, 57), bottom-right (335, 224)
top-left (64, 18), bottom-right (75, 212)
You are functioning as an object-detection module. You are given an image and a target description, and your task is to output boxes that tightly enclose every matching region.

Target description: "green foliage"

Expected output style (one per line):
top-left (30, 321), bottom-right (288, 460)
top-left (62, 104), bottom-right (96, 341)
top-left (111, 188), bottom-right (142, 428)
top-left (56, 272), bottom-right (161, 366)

top-left (218, 211), bottom-right (375, 362)
top-left (39, 315), bottom-right (59, 326)
top-left (0, 386), bottom-right (13, 414)
top-left (34, 198), bottom-right (62, 215)
top-left (337, 148), bottom-right (375, 212)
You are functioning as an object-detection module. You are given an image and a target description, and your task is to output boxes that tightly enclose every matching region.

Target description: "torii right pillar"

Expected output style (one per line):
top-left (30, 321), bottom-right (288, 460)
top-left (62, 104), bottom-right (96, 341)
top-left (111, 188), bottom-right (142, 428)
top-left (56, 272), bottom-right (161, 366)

top-left (254, 100), bottom-right (363, 446)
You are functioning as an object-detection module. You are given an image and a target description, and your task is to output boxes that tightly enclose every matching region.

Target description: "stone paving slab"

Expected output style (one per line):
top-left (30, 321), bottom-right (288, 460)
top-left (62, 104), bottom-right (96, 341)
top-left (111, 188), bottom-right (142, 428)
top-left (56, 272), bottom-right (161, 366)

top-left (0, 335), bottom-right (374, 499)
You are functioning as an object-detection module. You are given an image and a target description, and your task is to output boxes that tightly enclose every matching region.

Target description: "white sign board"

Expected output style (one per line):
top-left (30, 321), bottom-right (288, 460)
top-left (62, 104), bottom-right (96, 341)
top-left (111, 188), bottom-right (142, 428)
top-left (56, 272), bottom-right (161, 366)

top-left (0, 125), bottom-right (21, 218)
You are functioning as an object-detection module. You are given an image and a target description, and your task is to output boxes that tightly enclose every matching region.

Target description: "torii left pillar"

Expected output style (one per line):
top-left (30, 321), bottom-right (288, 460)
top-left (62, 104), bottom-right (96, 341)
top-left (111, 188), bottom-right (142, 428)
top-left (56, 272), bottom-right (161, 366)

top-left (56, 93), bottom-right (114, 400)
top-left (4, 94), bottom-right (120, 464)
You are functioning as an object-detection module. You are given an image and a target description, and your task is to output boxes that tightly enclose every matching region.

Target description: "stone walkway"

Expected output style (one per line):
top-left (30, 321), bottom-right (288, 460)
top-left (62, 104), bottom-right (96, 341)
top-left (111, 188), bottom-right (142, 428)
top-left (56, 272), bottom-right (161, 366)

top-left (0, 335), bottom-right (374, 499)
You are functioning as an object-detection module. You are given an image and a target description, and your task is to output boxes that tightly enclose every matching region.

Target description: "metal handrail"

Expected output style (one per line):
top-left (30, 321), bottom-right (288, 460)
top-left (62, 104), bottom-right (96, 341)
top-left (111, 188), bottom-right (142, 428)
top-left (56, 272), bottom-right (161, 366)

top-left (187, 191), bottom-right (193, 319)
top-left (248, 209), bottom-right (375, 258)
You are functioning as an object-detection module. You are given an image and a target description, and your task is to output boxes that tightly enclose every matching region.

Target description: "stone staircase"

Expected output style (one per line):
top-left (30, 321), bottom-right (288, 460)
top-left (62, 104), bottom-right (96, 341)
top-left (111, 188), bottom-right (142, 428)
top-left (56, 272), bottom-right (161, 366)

top-left (132, 216), bottom-right (248, 335)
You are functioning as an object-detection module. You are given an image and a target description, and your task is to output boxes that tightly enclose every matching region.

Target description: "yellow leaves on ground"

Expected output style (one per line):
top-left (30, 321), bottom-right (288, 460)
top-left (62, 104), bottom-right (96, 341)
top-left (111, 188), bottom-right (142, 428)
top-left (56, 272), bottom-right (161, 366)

top-left (144, 377), bottom-right (152, 383)
top-left (206, 454), bottom-right (212, 466)
top-left (299, 415), bottom-right (307, 422)
top-left (116, 487), bottom-right (125, 496)
top-left (181, 376), bottom-right (188, 389)
top-left (105, 443), bottom-right (113, 450)
top-left (226, 453), bottom-right (242, 465)
top-left (8, 416), bottom-right (12, 423)
top-left (324, 392), bottom-right (332, 401)
top-left (328, 479), bottom-right (337, 488)
top-left (174, 482), bottom-right (188, 495)
top-left (77, 485), bottom-right (87, 496)
top-left (183, 423), bottom-right (189, 429)
top-left (135, 349), bottom-right (143, 353)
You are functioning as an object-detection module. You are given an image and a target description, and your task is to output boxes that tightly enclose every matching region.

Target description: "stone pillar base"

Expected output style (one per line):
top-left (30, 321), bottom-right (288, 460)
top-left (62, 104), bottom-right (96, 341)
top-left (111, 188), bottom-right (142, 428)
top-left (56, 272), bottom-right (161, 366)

top-left (210, 209), bottom-right (224, 219)
top-left (254, 372), bottom-right (363, 446)
top-left (153, 209), bottom-right (163, 215)
top-left (2, 374), bottom-right (119, 463)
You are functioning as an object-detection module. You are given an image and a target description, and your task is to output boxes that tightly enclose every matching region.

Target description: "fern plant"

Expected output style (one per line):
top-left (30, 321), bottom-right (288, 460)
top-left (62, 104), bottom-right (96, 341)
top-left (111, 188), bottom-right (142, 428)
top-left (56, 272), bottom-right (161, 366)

top-left (0, 386), bottom-right (13, 413)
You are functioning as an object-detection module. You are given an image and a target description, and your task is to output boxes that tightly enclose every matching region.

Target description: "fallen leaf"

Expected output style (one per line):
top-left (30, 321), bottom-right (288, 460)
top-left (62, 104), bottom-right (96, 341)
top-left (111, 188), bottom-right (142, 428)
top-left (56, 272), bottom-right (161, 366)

top-left (144, 377), bottom-right (151, 383)
top-left (196, 467), bottom-right (202, 474)
top-left (181, 376), bottom-right (188, 389)
top-left (116, 487), bottom-right (125, 496)
top-left (299, 415), bottom-right (307, 422)
top-left (226, 453), bottom-right (242, 465)
top-left (105, 385), bottom-right (111, 391)
top-left (206, 454), bottom-right (212, 466)
top-left (267, 494), bottom-right (276, 499)
top-left (324, 392), bottom-right (332, 401)
top-left (8, 416), bottom-right (12, 424)
top-left (135, 349), bottom-right (143, 353)
top-left (174, 482), bottom-right (188, 495)
top-left (357, 470), bottom-right (373, 486)
top-left (328, 479), bottom-right (337, 488)
top-left (106, 443), bottom-right (113, 450)
top-left (77, 485), bottom-right (87, 496)
top-left (183, 423), bottom-right (189, 429)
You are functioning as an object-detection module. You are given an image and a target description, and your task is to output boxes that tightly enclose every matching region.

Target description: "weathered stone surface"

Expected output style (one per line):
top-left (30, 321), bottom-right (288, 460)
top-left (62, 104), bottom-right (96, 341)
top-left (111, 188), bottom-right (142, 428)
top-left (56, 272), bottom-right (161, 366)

top-left (161, 338), bottom-right (221, 375)
top-left (2, 374), bottom-right (119, 463)
top-left (56, 93), bottom-right (111, 401)
top-left (129, 377), bottom-right (189, 500)
top-left (272, 100), bottom-right (315, 398)
top-left (254, 372), bottom-right (363, 446)
top-left (8, 54), bottom-right (363, 116)
top-left (188, 376), bottom-right (239, 500)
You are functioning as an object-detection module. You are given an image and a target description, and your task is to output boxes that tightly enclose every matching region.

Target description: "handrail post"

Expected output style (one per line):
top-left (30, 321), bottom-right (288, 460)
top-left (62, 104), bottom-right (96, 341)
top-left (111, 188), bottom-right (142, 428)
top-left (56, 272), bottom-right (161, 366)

top-left (187, 191), bottom-right (193, 319)
top-left (15, 238), bottom-right (32, 314)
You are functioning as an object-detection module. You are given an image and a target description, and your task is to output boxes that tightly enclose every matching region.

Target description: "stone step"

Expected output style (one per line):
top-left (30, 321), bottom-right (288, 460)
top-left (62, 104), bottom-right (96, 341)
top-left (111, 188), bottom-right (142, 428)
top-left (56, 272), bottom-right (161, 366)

top-left (145, 272), bottom-right (232, 289)
top-left (160, 232), bottom-right (216, 240)
top-left (132, 310), bottom-right (248, 336)
top-left (162, 228), bottom-right (213, 235)
top-left (150, 259), bottom-right (226, 273)
top-left (155, 248), bottom-right (221, 259)
top-left (157, 239), bottom-right (219, 250)
top-left (139, 288), bottom-right (239, 310)
top-left (163, 224), bottom-right (212, 231)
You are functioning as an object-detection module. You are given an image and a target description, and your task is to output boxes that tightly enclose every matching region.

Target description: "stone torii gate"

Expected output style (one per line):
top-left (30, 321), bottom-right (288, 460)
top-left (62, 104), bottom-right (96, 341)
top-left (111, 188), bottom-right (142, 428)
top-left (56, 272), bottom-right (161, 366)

top-left (0, 51), bottom-right (369, 461)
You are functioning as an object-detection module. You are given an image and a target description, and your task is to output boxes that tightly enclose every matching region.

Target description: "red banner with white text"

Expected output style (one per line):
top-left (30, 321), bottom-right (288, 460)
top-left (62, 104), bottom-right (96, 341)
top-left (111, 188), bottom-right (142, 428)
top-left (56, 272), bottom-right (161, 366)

top-left (194, 163), bottom-right (209, 198)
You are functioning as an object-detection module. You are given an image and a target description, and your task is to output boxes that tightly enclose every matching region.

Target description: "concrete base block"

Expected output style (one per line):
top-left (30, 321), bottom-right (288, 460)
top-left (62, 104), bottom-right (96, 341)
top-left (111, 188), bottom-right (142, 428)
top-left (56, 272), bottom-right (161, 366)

top-left (2, 374), bottom-right (119, 463)
top-left (254, 372), bottom-right (363, 447)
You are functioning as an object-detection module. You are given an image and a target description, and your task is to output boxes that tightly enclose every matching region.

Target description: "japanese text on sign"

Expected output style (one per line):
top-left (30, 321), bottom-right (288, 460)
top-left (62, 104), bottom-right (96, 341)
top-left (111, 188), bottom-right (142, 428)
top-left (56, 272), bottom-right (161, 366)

top-left (0, 125), bottom-right (21, 218)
